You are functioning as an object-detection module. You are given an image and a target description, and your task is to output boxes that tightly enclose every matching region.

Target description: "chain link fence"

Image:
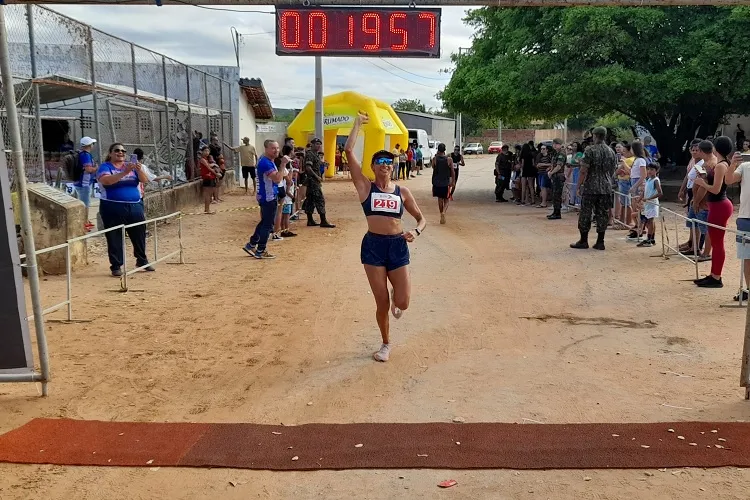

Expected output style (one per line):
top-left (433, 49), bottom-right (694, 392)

top-left (2, 4), bottom-right (234, 192)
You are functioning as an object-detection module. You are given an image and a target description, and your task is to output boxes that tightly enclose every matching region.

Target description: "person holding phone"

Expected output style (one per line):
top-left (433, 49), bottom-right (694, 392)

top-left (243, 139), bottom-right (286, 260)
top-left (272, 145), bottom-right (294, 240)
top-left (693, 137), bottom-right (734, 288)
top-left (96, 143), bottom-right (153, 277)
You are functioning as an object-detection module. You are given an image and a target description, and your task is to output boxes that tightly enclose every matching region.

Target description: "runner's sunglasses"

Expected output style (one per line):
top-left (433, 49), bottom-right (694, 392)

top-left (374, 157), bottom-right (394, 166)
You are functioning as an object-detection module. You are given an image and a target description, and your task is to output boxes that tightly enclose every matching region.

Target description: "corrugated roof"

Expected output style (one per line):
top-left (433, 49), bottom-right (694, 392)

top-left (395, 110), bottom-right (456, 121)
top-left (16, 74), bottom-right (219, 115)
top-left (238, 77), bottom-right (273, 120)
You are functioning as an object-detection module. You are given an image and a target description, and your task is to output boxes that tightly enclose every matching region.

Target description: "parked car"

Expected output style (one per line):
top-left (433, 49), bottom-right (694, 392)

top-left (463, 143), bottom-right (484, 155)
top-left (488, 141), bottom-right (503, 154)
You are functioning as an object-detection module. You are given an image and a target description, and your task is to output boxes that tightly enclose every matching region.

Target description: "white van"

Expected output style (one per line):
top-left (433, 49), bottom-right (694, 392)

top-left (427, 139), bottom-right (438, 159)
top-left (407, 129), bottom-right (433, 164)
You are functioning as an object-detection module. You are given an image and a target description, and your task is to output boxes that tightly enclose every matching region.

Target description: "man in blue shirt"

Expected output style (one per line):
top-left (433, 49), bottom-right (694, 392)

top-left (243, 139), bottom-right (285, 259)
top-left (75, 136), bottom-right (97, 230)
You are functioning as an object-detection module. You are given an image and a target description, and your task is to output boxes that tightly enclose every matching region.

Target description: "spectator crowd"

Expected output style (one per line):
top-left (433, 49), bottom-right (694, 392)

top-left (490, 128), bottom-right (750, 299)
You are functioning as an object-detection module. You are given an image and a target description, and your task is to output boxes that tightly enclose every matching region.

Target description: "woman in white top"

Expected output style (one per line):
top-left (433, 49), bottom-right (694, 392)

top-left (627, 141), bottom-right (648, 239)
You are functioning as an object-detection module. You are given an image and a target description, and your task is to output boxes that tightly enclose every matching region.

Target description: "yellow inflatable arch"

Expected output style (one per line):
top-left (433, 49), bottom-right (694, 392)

top-left (286, 91), bottom-right (409, 180)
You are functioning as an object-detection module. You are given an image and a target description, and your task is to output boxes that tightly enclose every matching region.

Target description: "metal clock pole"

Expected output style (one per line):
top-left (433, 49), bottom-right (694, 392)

top-left (314, 55), bottom-right (323, 141)
top-left (0, 4), bottom-right (50, 395)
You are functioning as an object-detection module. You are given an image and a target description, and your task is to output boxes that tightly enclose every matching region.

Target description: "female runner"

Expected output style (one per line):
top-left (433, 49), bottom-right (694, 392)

top-left (345, 112), bottom-right (427, 362)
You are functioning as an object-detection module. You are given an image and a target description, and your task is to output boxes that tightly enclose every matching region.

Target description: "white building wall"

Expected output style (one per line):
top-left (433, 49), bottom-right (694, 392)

top-left (255, 122), bottom-right (289, 149)
top-left (722, 115), bottom-right (750, 148)
top-left (238, 89), bottom-right (257, 149)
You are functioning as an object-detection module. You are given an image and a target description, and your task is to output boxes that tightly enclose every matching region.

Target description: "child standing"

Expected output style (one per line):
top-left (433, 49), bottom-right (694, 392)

top-left (638, 163), bottom-right (662, 247)
top-left (198, 145), bottom-right (217, 214)
top-left (512, 161), bottom-right (522, 204)
top-left (280, 174), bottom-right (297, 238)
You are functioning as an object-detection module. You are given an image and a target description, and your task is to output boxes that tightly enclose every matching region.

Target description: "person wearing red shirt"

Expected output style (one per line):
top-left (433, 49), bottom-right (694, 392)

top-left (407, 145), bottom-right (415, 179)
top-left (199, 145), bottom-right (217, 214)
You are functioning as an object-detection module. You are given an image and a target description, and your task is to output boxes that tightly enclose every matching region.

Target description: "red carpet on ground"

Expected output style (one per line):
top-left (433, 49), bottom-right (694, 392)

top-left (1, 419), bottom-right (750, 470)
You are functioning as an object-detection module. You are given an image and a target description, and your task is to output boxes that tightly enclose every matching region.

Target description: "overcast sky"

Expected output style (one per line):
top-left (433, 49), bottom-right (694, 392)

top-left (52, 5), bottom-right (476, 111)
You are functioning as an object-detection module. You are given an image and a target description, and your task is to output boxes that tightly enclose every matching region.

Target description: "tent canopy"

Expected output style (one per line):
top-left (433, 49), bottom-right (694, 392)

top-left (287, 91), bottom-right (409, 179)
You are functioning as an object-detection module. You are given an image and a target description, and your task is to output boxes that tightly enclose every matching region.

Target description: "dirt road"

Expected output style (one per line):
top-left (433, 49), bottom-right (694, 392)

top-left (2, 156), bottom-right (750, 499)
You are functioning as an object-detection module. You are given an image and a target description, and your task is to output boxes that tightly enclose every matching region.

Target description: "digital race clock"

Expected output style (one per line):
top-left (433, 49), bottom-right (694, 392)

top-left (275, 7), bottom-right (441, 58)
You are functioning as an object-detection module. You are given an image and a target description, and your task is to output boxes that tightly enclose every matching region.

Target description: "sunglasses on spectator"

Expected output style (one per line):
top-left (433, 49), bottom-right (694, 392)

top-left (113, 148), bottom-right (127, 153)
top-left (374, 157), bottom-right (394, 166)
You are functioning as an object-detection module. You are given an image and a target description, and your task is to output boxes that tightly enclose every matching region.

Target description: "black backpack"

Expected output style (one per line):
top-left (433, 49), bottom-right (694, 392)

top-left (62, 151), bottom-right (83, 182)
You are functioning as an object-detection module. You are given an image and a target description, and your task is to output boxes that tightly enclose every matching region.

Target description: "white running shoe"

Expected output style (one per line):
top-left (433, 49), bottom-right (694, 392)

top-left (390, 289), bottom-right (403, 319)
top-left (373, 343), bottom-right (391, 362)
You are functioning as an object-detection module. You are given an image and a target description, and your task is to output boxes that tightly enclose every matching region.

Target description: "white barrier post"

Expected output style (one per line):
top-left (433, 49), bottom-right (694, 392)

top-left (660, 214), bottom-right (667, 258)
top-left (121, 226), bottom-right (128, 292)
top-left (65, 244), bottom-right (72, 320)
top-left (740, 258), bottom-right (746, 308)
top-left (153, 219), bottom-right (158, 262)
top-left (124, 212), bottom-right (182, 275)
top-left (178, 213), bottom-right (185, 264)
top-left (741, 296), bottom-right (750, 399)
top-left (723, 234), bottom-right (749, 309)
top-left (691, 219), bottom-right (699, 280)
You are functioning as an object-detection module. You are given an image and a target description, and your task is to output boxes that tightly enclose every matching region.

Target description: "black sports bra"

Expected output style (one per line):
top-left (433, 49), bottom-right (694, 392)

top-left (361, 183), bottom-right (404, 219)
top-left (706, 160), bottom-right (728, 202)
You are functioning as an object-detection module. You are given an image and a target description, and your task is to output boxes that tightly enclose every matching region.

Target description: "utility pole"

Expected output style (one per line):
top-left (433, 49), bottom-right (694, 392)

top-left (456, 47), bottom-right (471, 149)
top-left (498, 119), bottom-right (502, 142)
top-left (314, 56), bottom-right (323, 141)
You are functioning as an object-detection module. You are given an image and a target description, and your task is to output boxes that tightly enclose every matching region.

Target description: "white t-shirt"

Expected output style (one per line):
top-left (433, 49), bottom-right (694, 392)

top-left (738, 162), bottom-right (750, 219)
top-left (687, 159), bottom-right (704, 189)
top-left (142, 164), bottom-right (158, 183)
top-left (630, 157), bottom-right (647, 182)
top-left (284, 183), bottom-right (295, 206)
top-left (138, 163), bottom-right (158, 198)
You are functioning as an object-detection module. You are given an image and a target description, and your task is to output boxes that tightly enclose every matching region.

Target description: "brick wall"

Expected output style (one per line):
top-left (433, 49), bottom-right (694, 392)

top-left (464, 129), bottom-right (585, 148)
top-left (464, 129), bottom-right (536, 148)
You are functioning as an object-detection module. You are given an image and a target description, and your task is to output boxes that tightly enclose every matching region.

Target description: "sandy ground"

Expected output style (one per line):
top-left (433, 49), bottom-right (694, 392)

top-left (3, 156), bottom-right (750, 499)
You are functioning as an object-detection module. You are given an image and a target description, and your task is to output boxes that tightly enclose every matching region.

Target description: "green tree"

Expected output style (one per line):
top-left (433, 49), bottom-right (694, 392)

top-left (597, 112), bottom-right (637, 141)
top-left (441, 6), bottom-right (750, 163)
top-left (392, 98), bottom-right (427, 113)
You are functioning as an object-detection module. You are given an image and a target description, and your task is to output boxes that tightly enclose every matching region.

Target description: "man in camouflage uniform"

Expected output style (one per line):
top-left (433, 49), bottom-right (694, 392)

top-left (303, 137), bottom-right (336, 228)
top-left (571, 127), bottom-right (617, 250)
top-left (547, 138), bottom-right (567, 220)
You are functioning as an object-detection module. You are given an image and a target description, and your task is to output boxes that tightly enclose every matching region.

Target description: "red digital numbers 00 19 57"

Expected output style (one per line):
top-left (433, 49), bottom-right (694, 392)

top-left (276, 7), bottom-right (441, 58)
